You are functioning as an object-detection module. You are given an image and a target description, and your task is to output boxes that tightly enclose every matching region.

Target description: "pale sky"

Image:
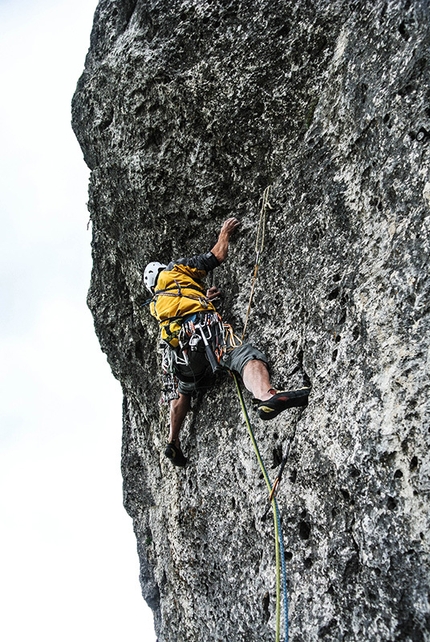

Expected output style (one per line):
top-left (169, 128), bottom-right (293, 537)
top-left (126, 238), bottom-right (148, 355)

top-left (0, 1), bottom-right (156, 640)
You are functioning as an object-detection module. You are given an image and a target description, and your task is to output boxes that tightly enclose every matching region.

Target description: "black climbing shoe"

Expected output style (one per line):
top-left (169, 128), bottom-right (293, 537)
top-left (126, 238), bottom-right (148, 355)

top-left (165, 442), bottom-right (187, 467)
top-left (257, 388), bottom-right (310, 420)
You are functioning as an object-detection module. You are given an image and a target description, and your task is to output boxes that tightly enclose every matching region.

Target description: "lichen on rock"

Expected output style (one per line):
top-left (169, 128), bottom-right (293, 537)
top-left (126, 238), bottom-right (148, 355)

top-left (72, 1), bottom-right (430, 640)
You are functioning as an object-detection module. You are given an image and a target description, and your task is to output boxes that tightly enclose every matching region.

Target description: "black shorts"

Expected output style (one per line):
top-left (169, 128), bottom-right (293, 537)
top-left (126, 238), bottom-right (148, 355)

top-left (174, 342), bottom-right (267, 395)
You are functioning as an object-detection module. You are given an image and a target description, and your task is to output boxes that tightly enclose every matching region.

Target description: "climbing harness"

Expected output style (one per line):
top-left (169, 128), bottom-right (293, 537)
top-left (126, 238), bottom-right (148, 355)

top-left (157, 310), bottom-right (244, 405)
top-left (241, 185), bottom-right (272, 340)
top-left (158, 313), bottom-right (242, 404)
top-left (232, 372), bottom-right (289, 642)
top-left (180, 312), bottom-right (225, 374)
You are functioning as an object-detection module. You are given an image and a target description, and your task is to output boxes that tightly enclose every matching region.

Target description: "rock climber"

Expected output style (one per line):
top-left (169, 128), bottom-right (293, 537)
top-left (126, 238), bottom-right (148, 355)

top-left (144, 217), bottom-right (310, 467)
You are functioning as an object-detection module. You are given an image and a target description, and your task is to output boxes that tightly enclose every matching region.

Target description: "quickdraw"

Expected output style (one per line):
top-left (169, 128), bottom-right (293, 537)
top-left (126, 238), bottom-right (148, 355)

top-left (158, 342), bottom-right (179, 405)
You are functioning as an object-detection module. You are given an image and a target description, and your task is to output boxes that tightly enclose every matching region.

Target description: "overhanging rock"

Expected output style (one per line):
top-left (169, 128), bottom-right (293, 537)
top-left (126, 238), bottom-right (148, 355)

top-left (72, 2), bottom-right (430, 640)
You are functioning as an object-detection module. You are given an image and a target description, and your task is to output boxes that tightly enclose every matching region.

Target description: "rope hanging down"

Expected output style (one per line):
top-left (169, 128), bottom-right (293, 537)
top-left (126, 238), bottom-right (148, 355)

top-left (241, 185), bottom-right (272, 341)
top-left (232, 372), bottom-right (289, 642)
top-left (234, 186), bottom-right (290, 640)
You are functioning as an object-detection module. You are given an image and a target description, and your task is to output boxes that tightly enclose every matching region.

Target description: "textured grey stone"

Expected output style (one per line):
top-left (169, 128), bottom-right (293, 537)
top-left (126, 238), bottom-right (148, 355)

top-left (72, 1), bottom-right (430, 640)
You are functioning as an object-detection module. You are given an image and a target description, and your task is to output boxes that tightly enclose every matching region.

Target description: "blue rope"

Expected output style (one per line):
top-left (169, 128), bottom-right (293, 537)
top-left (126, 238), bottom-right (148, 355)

top-left (274, 499), bottom-right (289, 642)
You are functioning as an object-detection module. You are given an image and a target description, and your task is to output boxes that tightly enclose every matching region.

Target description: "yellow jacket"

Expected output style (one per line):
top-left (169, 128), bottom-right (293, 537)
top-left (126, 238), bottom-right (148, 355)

top-left (149, 253), bottom-right (219, 347)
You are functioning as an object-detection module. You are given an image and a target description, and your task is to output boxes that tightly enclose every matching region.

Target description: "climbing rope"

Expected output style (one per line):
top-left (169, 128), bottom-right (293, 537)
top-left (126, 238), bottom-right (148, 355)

top-left (236, 185), bottom-right (289, 640)
top-left (241, 185), bottom-right (272, 341)
top-left (232, 372), bottom-right (289, 642)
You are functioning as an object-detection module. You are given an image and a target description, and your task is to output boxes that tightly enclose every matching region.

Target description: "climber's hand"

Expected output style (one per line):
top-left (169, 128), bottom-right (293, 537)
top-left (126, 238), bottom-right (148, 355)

top-left (211, 218), bottom-right (240, 263)
top-left (206, 286), bottom-right (221, 301)
top-left (220, 217), bottom-right (240, 238)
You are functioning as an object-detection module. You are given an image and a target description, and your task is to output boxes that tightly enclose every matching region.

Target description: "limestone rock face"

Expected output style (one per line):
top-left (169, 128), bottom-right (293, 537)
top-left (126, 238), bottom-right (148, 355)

top-left (72, 1), bottom-right (430, 640)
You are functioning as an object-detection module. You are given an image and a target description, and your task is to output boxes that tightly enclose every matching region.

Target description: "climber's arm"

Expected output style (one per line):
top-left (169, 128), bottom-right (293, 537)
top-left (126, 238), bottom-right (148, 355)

top-left (210, 217), bottom-right (240, 263)
top-left (167, 217), bottom-right (240, 274)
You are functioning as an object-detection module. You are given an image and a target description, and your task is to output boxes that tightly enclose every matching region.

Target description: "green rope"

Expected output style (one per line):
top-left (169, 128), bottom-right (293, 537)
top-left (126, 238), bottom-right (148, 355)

top-left (232, 372), bottom-right (281, 642)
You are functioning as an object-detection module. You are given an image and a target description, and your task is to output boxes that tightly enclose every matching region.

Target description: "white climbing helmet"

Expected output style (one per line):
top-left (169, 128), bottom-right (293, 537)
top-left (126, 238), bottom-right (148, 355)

top-left (144, 261), bottom-right (166, 293)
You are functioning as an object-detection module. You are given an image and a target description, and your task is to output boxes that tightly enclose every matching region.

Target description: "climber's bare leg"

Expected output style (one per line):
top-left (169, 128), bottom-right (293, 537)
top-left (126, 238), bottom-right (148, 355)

top-left (242, 359), bottom-right (273, 401)
top-left (168, 393), bottom-right (191, 447)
